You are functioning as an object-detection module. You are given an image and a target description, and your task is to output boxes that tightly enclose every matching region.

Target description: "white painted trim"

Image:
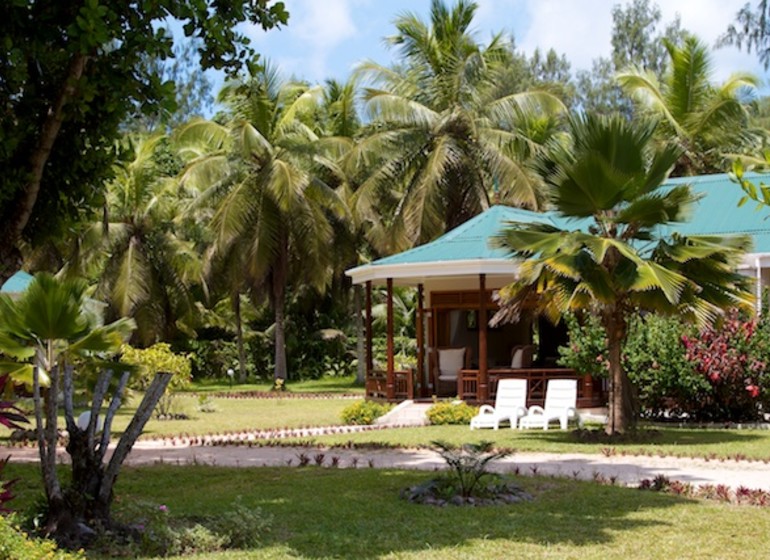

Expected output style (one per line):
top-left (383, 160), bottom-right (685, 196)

top-left (346, 259), bottom-right (519, 285)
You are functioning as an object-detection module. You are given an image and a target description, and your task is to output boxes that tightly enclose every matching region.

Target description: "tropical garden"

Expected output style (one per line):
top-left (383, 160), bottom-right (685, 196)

top-left (5, 0), bottom-right (770, 557)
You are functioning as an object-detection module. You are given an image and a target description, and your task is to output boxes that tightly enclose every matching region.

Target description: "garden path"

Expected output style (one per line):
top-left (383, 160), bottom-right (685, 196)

top-left (7, 436), bottom-right (770, 492)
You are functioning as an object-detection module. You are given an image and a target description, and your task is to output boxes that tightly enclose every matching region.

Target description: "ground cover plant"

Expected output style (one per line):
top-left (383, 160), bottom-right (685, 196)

top-left (5, 463), bottom-right (770, 559)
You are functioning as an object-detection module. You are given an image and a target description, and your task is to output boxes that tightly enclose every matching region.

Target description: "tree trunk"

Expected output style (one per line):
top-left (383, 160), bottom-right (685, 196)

top-left (0, 54), bottom-right (88, 285)
top-left (94, 372), bottom-right (172, 520)
top-left (354, 284), bottom-right (365, 385)
top-left (271, 235), bottom-right (289, 381)
top-left (233, 291), bottom-right (248, 383)
top-left (603, 308), bottom-right (634, 434)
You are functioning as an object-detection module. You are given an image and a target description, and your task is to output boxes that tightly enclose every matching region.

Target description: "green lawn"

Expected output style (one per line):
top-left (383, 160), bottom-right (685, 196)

top-left (183, 375), bottom-right (364, 395)
top-left (6, 463), bottom-right (769, 559)
top-left (275, 423), bottom-right (770, 461)
top-left (111, 395), bottom-right (355, 439)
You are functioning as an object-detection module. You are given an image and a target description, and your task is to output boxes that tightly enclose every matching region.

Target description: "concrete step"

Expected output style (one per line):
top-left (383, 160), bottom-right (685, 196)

top-left (376, 400), bottom-right (432, 427)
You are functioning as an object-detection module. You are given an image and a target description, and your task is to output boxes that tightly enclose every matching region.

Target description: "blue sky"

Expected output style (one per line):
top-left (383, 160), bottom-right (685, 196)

top-left (239, 0), bottom-right (766, 86)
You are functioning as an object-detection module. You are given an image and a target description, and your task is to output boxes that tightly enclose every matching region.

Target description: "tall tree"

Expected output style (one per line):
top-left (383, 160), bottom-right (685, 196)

top-left (618, 35), bottom-right (760, 175)
top-left (720, 0), bottom-right (770, 69)
top-left (89, 135), bottom-right (200, 347)
top-left (177, 64), bottom-right (345, 382)
top-left (495, 114), bottom-right (753, 434)
top-left (354, 0), bottom-right (565, 252)
top-left (0, 0), bottom-right (288, 285)
top-left (576, 0), bottom-right (684, 116)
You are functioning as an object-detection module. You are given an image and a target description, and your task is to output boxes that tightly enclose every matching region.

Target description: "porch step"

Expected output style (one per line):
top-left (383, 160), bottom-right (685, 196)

top-left (376, 400), bottom-right (432, 427)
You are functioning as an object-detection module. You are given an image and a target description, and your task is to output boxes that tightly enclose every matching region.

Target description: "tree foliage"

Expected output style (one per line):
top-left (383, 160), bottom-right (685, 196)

top-left (0, 0), bottom-right (288, 283)
top-left (720, 0), bottom-right (770, 69)
top-left (495, 114), bottom-right (754, 434)
top-left (618, 35), bottom-right (760, 176)
top-left (353, 0), bottom-right (565, 252)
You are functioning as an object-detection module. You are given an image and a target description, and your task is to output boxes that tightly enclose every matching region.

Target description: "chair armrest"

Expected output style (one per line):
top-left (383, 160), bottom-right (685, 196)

top-left (478, 405), bottom-right (496, 415)
top-left (526, 405), bottom-right (545, 416)
top-left (565, 407), bottom-right (583, 427)
top-left (515, 406), bottom-right (528, 418)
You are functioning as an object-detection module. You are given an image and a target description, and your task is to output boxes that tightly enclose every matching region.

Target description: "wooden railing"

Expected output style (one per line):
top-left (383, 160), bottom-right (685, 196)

top-left (365, 369), bottom-right (414, 400)
top-left (459, 368), bottom-right (603, 408)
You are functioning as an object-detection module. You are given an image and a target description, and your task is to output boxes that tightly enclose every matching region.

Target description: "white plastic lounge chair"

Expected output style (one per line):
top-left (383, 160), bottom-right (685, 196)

top-left (470, 378), bottom-right (528, 430)
top-left (519, 379), bottom-right (580, 430)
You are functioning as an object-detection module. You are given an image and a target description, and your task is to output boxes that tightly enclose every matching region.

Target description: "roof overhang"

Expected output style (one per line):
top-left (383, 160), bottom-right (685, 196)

top-left (346, 258), bottom-right (519, 286)
top-left (738, 252), bottom-right (770, 270)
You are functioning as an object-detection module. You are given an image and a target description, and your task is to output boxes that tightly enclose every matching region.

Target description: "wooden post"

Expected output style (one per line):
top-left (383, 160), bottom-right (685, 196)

top-left (386, 278), bottom-right (395, 400)
top-left (416, 284), bottom-right (424, 399)
top-left (365, 281), bottom-right (373, 376)
top-left (478, 274), bottom-right (489, 402)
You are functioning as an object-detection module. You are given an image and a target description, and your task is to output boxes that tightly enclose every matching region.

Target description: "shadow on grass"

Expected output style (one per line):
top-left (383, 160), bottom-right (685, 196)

top-left (254, 468), bottom-right (689, 559)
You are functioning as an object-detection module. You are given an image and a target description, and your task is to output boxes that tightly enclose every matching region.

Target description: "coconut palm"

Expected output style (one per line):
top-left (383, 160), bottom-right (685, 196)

top-left (66, 134), bottom-right (201, 347)
top-left (495, 114), bottom-right (754, 434)
top-left (176, 64), bottom-right (345, 382)
top-left (353, 0), bottom-right (565, 253)
top-left (617, 35), bottom-right (760, 176)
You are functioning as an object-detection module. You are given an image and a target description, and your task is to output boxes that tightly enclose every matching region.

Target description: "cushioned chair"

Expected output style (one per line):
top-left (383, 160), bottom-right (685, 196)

top-left (519, 379), bottom-right (580, 430)
top-left (432, 347), bottom-right (470, 396)
top-left (470, 378), bottom-right (528, 430)
top-left (510, 344), bottom-right (535, 369)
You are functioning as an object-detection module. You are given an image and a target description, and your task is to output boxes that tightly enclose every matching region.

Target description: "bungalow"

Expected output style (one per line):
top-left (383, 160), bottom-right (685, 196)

top-left (345, 172), bottom-right (770, 407)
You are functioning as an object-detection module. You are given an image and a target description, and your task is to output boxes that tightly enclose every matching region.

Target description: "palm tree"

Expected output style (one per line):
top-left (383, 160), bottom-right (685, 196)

top-left (177, 64), bottom-right (345, 382)
top-left (0, 274), bottom-right (169, 535)
top-left (617, 35), bottom-right (760, 176)
top-left (69, 134), bottom-right (201, 347)
top-left (353, 0), bottom-right (565, 252)
top-left (495, 114), bottom-right (754, 434)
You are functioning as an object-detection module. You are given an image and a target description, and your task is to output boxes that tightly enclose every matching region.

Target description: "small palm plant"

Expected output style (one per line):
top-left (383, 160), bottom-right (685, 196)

top-left (432, 440), bottom-right (510, 498)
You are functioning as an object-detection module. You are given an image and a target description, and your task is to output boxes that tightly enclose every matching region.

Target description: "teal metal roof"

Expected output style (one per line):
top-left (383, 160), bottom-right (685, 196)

top-left (661, 173), bottom-right (770, 252)
top-left (0, 271), bottom-right (33, 294)
top-left (359, 172), bottom-right (770, 271)
top-left (372, 205), bottom-right (555, 265)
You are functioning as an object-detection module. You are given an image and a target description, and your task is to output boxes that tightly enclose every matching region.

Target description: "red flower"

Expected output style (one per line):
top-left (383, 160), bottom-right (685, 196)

top-left (746, 385), bottom-right (760, 398)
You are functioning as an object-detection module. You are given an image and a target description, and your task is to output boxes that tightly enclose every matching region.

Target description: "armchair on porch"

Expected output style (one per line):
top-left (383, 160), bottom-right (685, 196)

top-left (431, 347), bottom-right (471, 396)
top-left (510, 344), bottom-right (535, 369)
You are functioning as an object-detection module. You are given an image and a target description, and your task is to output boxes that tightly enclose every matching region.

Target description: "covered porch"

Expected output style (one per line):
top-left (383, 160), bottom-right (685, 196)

top-left (346, 206), bottom-right (606, 408)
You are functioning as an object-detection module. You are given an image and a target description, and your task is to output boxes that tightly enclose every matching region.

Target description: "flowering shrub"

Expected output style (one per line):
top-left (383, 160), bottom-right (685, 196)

top-left (557, 313), bottom-right (608, 378)
top-left (0, 515), bottom-right (83, 559)
top-left (682, 309), bottom-right (770, 421)
top-left (426, 401), bottom-right (478, 425)
top-left (121, 343), bottom-right (192, 418)
top-left (622, 314), bottom-right (707, 416)
top-left (340, 400), bottom-right (392, 425)
top-left (559, 309), bottom-right (770, 421)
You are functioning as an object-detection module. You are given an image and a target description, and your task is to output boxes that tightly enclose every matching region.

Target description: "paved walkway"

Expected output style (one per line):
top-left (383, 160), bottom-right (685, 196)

top-left (8, 437), bottom-right (770, 491)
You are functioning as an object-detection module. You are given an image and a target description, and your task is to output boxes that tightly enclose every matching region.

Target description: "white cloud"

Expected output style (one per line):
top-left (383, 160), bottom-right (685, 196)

top-left (245, 0), bottom-right (360, 81)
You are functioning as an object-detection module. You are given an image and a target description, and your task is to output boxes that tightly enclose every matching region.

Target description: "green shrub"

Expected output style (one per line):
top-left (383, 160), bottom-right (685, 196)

top-left (121, 343), bottom-right (192, 417)
top-left (340, 400), bottom-right (392, 425)
top-left (427, 401), bottom-right (478, 425)
top-left (101, 499), bottom-right (273, 557)
top-left (623, 314), bottom-right (707, 416)
top-left (171, 524), bottom-right (227, 556)
top-left (0, 515), bottom-right (83, 560)
top-left (209, 499), bottom-right (272, 549)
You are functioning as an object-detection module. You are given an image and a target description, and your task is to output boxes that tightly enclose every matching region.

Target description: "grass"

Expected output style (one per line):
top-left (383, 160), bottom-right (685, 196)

top-left (105, 395), bottom-right (354, 439)
top-left (6, 463), bottom-right (770, 559)
top-left (272, 424), bottom-right (770, 461)
top-left (183, 375), bottom-right (364, 395)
